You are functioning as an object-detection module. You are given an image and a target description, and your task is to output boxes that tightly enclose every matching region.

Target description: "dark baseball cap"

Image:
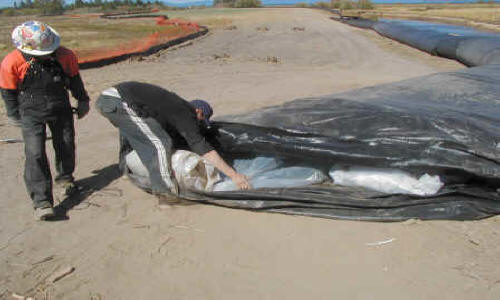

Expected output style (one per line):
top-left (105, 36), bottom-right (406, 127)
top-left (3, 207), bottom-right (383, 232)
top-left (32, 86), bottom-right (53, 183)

top-left (190, 99), bottom-right (213, 127)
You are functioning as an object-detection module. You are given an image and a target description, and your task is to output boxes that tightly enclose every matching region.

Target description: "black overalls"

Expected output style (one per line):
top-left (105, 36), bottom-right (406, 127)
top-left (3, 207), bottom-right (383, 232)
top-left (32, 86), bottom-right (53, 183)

top-left (19, 55), bottom-right (75, 208)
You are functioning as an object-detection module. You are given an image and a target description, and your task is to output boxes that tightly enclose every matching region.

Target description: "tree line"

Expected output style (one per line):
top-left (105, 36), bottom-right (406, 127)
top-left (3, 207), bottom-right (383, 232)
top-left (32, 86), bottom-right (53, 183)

top-left (295, 0), bottom-right (374, 10)
top-left (2, 0), bottom-right (381, 17)
top-left (5, 0), bottom-right (167, 16)
top-left (213, 0), bottom-right (262, 8)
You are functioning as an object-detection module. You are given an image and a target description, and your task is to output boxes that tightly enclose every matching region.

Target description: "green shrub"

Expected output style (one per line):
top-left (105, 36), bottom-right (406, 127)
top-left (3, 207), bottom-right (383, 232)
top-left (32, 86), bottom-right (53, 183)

top-left (35, 0), bottom-right (65, 16)
top-left (314, 1), bottom-right (331, 9)
top-left (234, 0), bottom-right (262, 8)
top-left (330, 0), bottom-right (375, 10)
top-left (357, 0), bottom-right (374, 9)
top-left (100, 1), bottom-right (118, 11)
top-left (341, 1), bottom-right (353, 10)
top-left (294, 2), bottom-right (309, 8)
top-left (214, 0), bottom-right (236, 7)
top-left (0, 8), bottom-right (16, 16)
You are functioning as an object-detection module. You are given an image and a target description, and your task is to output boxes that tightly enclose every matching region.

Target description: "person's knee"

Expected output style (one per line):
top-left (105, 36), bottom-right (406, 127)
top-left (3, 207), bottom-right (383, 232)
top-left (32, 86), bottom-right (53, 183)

top-left (25, 140), bottom-right (45, 159)
top-left (96, 95), bottom-right (118, 115)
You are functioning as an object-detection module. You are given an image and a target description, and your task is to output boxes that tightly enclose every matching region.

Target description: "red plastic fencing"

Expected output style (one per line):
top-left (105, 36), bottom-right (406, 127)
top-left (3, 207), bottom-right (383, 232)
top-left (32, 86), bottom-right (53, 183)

top-left (76, 19), bottom-right (206, 69)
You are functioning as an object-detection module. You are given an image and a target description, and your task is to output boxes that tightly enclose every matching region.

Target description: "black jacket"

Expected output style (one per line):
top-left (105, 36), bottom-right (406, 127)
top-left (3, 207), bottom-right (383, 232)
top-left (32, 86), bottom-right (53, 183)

top-left (115, 81), bottom-right (214, 155)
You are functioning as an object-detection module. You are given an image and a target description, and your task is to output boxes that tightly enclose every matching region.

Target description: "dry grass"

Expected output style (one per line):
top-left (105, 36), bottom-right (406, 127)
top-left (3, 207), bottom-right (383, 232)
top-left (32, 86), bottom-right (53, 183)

top-left (0, 8), bottom-right (253, 60)
top-left (361, 3), bottom-right (500, 29)
top-left (422, 7), bottom-right (500, 24)
top-left (0, 13), bottom-right (196, 60)
top-left (159, 8), bottom-right (263, 29)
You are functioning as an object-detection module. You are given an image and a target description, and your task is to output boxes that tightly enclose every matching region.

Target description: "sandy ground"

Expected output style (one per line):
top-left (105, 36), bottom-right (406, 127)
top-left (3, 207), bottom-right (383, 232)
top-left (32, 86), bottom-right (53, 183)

top-left (1, 8), bottom-right (499, 300)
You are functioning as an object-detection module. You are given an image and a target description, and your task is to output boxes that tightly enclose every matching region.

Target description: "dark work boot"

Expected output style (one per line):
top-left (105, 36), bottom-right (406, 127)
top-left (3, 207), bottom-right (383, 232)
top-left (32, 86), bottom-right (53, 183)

top-left (61, 181), bottom-right (80, 196)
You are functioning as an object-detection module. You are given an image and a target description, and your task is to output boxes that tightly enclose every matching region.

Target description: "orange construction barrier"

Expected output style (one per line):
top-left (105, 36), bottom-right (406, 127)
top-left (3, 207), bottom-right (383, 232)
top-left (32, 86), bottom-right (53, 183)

top-left (76, 23), bottom-right (207, 69)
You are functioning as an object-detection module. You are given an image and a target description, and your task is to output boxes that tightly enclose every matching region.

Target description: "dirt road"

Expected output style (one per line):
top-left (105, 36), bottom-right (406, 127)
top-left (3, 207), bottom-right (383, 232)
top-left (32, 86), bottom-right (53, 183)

top-left (1, 8), bottom-right (498, 300)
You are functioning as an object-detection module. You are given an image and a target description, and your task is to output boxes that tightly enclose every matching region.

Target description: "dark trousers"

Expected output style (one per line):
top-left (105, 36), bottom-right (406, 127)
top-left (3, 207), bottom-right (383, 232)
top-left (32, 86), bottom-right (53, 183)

top-left (21, 111), bottom-right (75, 208)
top-left (96, 93), bottom-right (176, 195)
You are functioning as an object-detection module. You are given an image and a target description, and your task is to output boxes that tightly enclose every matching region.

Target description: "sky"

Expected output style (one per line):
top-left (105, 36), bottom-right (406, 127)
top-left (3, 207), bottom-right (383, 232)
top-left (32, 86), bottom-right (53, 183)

top-left (1, 0), bottom-right (497, 9)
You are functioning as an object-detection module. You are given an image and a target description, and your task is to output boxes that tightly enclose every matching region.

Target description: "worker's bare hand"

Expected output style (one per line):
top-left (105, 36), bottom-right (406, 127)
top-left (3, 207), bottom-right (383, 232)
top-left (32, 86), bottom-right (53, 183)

top-left (231, 173), bottom-right (252, 190)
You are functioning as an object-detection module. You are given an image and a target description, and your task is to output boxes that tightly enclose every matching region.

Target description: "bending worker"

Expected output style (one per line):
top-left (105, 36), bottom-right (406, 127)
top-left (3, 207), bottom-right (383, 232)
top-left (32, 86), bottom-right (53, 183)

top-left (0, 21), bottom-right (90, 220)
top-left (96, 81), bottom-right (251, 197)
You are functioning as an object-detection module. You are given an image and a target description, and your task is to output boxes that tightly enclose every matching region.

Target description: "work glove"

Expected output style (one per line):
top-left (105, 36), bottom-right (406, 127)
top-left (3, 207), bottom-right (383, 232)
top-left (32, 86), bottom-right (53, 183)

top-left (7, 116), bottom-right (22, 127)
top-left (77, 100), bottom-right (90, 119)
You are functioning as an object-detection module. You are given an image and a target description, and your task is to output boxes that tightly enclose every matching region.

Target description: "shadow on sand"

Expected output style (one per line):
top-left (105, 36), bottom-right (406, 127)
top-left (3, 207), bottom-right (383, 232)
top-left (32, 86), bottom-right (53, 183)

top-left (50, 164), bottom-right (122, 221)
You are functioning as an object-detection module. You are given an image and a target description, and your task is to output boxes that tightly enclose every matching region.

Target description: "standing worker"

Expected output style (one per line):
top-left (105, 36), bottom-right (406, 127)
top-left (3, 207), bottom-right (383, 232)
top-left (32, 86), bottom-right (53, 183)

top-left (0, 21), bottom-right (90, 220)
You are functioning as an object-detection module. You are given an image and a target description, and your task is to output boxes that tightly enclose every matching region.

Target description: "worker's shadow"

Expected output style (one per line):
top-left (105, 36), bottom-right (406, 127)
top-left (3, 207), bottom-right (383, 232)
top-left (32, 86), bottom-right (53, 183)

top-left (50, 164), bottom-right (122, 221)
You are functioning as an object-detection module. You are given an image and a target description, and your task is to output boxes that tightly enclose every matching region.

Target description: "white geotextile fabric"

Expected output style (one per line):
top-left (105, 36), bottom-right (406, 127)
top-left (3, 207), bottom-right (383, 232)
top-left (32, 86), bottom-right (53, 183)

top-left (125, 152), bottom-right (328, 192)
top-left (329, 166), bottom-right (444, 196)
top-left (213, 157), bottom-right (329, 191)
top-left (125, 150), bottom-right (221, 191)
top-left (126, 150), bottom-right (442, 195)
top-left (171, 150), bottom-right (221, 192)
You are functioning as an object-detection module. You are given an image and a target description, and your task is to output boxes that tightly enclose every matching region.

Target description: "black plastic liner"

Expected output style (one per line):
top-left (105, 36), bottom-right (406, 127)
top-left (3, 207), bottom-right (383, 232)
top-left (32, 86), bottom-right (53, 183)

top-left (341, 18), bottom-right (500, 67)
top-left (124, 65), bottom-right (500, 221)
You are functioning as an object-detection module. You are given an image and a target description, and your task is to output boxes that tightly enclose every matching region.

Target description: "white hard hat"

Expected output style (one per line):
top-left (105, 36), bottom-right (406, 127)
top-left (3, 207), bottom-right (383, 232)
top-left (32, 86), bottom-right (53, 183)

top-left (11, 21), bottom-right (60, 56)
